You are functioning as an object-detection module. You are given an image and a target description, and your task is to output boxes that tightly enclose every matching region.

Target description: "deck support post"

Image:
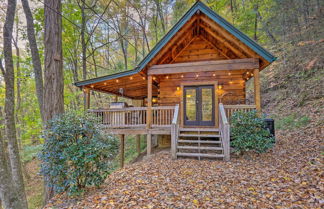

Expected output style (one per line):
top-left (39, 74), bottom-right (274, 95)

top-left (146, 75), bottom-right (153, 156)
top-left (253, 68), bottom-right (261, 113)
top-left (83, 88), bottom-right (90, 111)
top-left (119, 134), bottom-right (125, 168)
top-left (147, 75), bottom-right (152, 129)
top-left (114, 95), bottom-right (118, 102)
top-left (147, 133), bottom-right (152, 155)
top-left (136, 135), bottom-right (141, 156)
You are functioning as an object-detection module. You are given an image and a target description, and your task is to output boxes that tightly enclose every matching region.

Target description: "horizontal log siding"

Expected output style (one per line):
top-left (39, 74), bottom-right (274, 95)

top-left (158, 74), bottom-right (245, 106)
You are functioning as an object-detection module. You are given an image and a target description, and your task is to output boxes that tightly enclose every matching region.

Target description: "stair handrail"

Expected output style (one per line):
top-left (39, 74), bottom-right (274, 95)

top-left (172, 104), bottom-right (180, 124)
top-left (219, 103), bottom-right (230, 161)
top-left (171, 104), bottom-right (180, 159)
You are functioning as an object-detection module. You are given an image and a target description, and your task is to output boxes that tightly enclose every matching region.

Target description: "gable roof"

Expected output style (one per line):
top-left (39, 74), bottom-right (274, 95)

top-left (75, 1), bottom-right (276, 87)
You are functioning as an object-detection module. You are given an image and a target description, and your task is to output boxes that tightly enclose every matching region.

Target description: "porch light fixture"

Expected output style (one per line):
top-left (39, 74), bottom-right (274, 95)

top-left (152, 98), bottom-right (157, 103)
top-left (176, 86), bottom-right (180, 91)
top-left (218, 85), bottom-right (222, 89)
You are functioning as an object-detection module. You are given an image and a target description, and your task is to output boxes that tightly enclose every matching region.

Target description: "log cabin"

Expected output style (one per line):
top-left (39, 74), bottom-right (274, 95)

top-left (74, 1), bottom-right (276, 166)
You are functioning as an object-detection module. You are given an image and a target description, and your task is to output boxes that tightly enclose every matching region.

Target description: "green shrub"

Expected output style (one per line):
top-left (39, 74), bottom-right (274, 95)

top-left (230, 111), bottom-right (275, 153)
top-left (39, 111), bottom-right (119, 195)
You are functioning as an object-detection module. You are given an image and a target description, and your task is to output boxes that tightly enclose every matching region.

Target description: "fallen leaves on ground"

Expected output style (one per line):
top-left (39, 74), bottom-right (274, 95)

top-left (45, 124), bottom-right (323, 209)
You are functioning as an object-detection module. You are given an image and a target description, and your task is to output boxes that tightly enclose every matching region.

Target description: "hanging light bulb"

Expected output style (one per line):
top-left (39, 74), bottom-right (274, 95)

top-left (153, 77), bottom-right (156, 80)
top-left (195, 74), bottom-right (199, 78)
top-left (213, 73), bottom-right (216, 77)
top-left (228, 72), bottom-right (231, 76)
top-left (181, 74), bottom-right (184, 78)
top-left (130, 76), bottom-right (133, 80)
top-left (116, 79), bottom-right (119, 83)
top-left (91, 85), bottom-right (94, 88)
top-left (166, 75), bottom-right (169, 79)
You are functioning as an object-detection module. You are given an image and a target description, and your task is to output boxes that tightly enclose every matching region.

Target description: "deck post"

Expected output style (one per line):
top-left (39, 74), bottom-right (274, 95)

top-left (83, 88), bottom-right (90, 111)
top-left (146, 75), bottom-right (153, 156)
top-left (119, 134), bottom-right (125, 168)
top-left (253, 68), bottom-right (261, 113)
top-left (147, 133), bottom-right (152, 155)
top-left (136, 135), bottom-right (141, 156)
top-left (114, 95), bottom-right (118, 102)
top-left (147, 75), bottom-right (152, 129)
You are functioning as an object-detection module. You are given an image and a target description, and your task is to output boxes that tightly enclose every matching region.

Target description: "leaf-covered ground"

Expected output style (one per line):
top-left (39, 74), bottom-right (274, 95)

top-left (46, 123), bottom-right (323, 209)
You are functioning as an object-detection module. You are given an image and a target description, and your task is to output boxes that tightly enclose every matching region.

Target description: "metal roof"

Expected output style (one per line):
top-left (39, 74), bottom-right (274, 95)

top-left (75, 1), bottom-right (276, 87)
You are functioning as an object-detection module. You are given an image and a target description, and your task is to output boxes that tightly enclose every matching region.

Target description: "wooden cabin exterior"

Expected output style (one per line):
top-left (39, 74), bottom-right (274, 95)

top-left (75, 1), bottom-right (276, 165)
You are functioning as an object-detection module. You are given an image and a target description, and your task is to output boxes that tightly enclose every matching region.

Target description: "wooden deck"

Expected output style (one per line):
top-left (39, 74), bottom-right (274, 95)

top-left (88, 104), bottom-right (256, 164)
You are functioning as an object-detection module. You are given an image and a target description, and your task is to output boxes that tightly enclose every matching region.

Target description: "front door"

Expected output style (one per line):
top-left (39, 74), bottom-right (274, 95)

top-left (183, 85), bottom-right (215, 126)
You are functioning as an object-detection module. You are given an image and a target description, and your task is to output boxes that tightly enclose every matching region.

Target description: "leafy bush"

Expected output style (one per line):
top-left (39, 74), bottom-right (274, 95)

top-left (230, 111), bottom-right (275, 153)
top-left (39, 111), bottom-right (119, 195)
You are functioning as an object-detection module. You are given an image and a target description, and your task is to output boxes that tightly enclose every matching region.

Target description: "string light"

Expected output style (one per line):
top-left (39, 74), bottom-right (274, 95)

top-left (212, 73), bottom-right (216, 77)
top-left (90, 85), bottom-right (94, 88)
top-left (228, 72), bottom-right (231, 76)
top-left (195, 74), bottom-right (199, 78)
top-left (116, 79), bottom-right (119, 83)
top-left (247, 72), bottom-right (250, 75)
top-left (153, 77), bottom-right (156, 80)
top-left (104, 82), bottom-right (107, 85)
top-left (166, 75), bottom-right (169, 79)
top-left (142, 77), bottom-right (146, 80)
top-left (130, 76), bottom-right (133, 80)
top-left (181, 74), bottom-right (184, 78)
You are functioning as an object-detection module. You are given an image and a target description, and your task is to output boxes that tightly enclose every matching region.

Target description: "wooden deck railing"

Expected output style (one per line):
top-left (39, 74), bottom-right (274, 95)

top-left (88, 106), bottom-right (177, 128)
top-left (224, 104), bottom-right (256, 121)
top-left (152, 106), bottom-right (175, 127)
top-left (219, 103), bottom-right (230, 161)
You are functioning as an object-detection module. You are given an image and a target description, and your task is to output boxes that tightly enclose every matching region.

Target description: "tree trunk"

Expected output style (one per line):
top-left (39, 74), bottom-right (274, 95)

top-left (81, 1), bottom-right (87, 80)
top-left (2, 0), bottom-right (28, 208)
top-left (21, 0), bottom-right (45, 122)
top-left (44, 0), bottom-right (64, 202)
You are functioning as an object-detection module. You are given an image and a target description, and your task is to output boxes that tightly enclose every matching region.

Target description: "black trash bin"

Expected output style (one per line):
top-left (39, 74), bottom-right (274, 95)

top-left (264, 118), bottom-right (275, 137)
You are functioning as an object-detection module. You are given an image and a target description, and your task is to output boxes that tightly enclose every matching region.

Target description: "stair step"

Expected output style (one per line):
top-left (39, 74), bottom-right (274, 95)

top-left (179, 134), bottom-right (220, 138)
top-left (177, 152), bottom-right (224, 158)
top-left (179, 128), bottom-right (219, 132)
top-left (177, 146), bottom-right (223, 151)
top-left (178, 140), bottom-right (221, 144)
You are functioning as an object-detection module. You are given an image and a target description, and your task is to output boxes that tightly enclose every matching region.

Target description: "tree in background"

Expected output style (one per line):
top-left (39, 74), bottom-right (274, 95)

top-left (0, 0), bottom-right (28, 208)
top-left (43, 0), bottom-right (64, 203)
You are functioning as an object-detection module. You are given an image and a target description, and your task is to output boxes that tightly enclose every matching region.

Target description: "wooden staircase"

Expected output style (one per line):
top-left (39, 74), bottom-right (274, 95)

top-left (176, 128), bottom-right (225, 160)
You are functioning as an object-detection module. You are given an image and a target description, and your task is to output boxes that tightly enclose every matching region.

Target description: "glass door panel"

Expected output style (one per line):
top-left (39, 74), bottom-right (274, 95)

top-left (183, 85), bottom-right (215, 126)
